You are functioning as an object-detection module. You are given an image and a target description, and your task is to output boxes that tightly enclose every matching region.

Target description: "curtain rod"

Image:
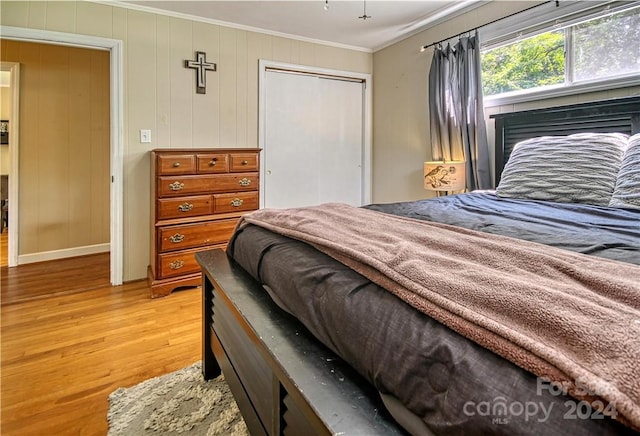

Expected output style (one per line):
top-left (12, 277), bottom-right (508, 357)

top-left (420, 1), bottom-right (556, 52)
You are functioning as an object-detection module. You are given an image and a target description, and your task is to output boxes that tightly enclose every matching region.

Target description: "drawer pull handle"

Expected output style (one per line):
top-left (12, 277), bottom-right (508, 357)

top-left (238, 178), bottom-right (252, 187)
top-left (242, 160), bottom-right (248, 165)
top-left (169, 260), bottom-right (184, 270)
top-left (178, 203), bottom-right (193, 212)
top-left (173, 162), bottom-right (181, 168)
top-left (230, 198), bottom-right (244, 207)
top-left (169, 181), bottom-right (184, 191)
top-left (169, 233), bottom-right (185, 243)
top-left (209, 158), bottom-right (217, 166)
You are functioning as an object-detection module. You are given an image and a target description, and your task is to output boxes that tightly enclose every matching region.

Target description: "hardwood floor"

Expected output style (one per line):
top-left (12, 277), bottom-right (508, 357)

top-left (0, 255), bottom-right (201, 435)
top-left (1, 252), bottom-right (111, 306)
top-left (0, 231), bottom-right (111, 305)
top-left (1, 228), bottom-right (7, 268)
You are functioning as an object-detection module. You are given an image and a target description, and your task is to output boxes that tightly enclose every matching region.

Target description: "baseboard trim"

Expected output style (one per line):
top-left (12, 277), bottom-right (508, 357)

top-left (18, 243), bottom-right (110, 265)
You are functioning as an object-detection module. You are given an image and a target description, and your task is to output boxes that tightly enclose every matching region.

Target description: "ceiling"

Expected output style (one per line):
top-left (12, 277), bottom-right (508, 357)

top-left (114, 1), bottom-right (483, 52)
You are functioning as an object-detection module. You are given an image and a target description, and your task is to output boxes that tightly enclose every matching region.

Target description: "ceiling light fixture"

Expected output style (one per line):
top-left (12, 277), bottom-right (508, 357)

top-left (358, 0), bottom-right (371, 20)
top-left (324, 0), bottom-right (329, 11)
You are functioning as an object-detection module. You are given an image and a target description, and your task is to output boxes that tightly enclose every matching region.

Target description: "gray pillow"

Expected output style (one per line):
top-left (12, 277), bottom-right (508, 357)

top-left (609, 133), bottom-right (640, 210)
top-left (496, 133), bottom-right (628, 206)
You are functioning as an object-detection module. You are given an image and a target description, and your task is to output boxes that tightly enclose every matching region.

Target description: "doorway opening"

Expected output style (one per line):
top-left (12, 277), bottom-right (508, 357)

top-left (0, 62), bottom-right (17, 269)
top-left (0, 26), bottom-right (123, 285)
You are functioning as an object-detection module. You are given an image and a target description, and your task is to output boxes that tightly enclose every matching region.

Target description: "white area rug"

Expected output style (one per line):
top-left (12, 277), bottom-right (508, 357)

top-left (107, 361), bottom-right (248, 435)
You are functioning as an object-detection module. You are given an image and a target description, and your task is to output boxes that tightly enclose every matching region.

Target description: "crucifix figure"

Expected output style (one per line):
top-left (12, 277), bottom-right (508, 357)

top-left (184, 51), bottom-right (217, 94)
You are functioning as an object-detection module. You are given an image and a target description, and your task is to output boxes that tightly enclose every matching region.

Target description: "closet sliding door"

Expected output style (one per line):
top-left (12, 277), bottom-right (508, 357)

top-left (263, 68), bottom-right (365, 209)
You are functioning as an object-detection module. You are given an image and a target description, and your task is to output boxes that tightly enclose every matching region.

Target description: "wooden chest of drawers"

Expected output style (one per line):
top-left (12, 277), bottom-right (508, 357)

top-left (149, 148), bottom-right (261, 297)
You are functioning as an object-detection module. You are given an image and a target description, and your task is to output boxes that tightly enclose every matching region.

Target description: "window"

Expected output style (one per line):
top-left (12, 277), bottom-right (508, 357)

top-left (572, 7), bottom-right (640, 81)
top-left (481, 6), bottom-right (640, 98)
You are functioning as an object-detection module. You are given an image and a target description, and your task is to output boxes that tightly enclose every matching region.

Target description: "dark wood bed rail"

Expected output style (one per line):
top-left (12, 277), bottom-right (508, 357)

top-left (491, 95), bottom-right (640, 185)
top-left (197, 249), bottom-right (404, 435)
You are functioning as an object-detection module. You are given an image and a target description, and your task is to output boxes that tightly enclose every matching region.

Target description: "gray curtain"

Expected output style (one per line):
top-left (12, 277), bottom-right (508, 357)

top-left (428, 32), bottom-right (492, 190)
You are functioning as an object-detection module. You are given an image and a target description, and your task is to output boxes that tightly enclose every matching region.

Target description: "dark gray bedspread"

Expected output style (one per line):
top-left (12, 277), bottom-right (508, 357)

top-left (227, 193), bottom-right (640, 435)
top-left (365, 191), bottom-right (640, 265)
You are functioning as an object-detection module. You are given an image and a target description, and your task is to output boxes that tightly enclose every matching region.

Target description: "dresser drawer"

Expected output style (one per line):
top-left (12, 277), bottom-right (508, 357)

top-left (213, 192), bottom-right (259, 214)
top-left (197, 153), bottom-right (229, 174)
top-left (157, 195), bottom-right (212, 220)
top-left (158, 219), bottom-right (238, 252)
top-left (158, 173), bottom-right (259, 197)
top-left (230, 153), bottom-right (259, 172)
top-left (209, 173), bottom-right (259, 192)
top-left (157, 247), bottom-right (206, 279)
top-left (157, 154), bottom-right (196, 175)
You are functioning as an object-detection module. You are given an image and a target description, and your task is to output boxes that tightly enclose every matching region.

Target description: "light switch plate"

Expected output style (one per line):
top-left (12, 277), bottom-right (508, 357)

top-left (140, 129), bottom-right (151, 143)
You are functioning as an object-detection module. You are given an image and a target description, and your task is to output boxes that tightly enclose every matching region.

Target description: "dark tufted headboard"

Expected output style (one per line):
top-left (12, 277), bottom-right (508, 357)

top-left (490, 95), bottom-right (640, 185)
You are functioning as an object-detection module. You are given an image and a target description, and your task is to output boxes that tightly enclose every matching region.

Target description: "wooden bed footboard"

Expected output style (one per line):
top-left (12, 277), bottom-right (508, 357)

top-left (196, 249), bottom-right (404, 436)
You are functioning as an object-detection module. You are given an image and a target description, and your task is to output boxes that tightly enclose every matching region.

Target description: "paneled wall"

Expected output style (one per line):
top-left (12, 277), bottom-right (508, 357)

top-left (0, 40), bottom-right (110, 256)
top-left (0, 1), bottom-right (372, 281)
top-left (372, 1), bottom-right (640, 203)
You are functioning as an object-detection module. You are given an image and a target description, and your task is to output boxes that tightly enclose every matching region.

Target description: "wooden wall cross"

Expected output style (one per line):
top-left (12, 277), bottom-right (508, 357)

top-left (184, 51), bottom-right (217, 94)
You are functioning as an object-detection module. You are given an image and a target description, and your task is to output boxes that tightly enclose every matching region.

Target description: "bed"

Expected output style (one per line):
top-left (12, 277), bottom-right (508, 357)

top-left (196, 95), bottom-right (640, 435)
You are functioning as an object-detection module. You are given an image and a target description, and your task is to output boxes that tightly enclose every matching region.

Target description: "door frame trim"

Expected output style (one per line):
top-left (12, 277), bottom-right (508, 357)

top-left (0, 26), bottom-right (124, 285)
top-left (258, 59), bottom-right (372, 208)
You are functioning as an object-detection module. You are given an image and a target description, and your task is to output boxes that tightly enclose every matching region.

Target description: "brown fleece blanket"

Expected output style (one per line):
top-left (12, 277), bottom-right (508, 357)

top-left (239, 203), bottom-right (640, 430)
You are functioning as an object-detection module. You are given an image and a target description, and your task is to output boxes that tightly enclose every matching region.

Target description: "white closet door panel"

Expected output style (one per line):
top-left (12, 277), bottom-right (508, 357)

top-left (317, 77), bottom-right (363, 206)
top-left (264, 70), bottom-right (364, 209)
top-left (265, 72), bottom-right (319, 209)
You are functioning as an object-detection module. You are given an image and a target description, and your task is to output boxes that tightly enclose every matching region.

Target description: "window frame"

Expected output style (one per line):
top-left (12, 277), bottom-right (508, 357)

top-left (480, 0), bottom-right (640, 107)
